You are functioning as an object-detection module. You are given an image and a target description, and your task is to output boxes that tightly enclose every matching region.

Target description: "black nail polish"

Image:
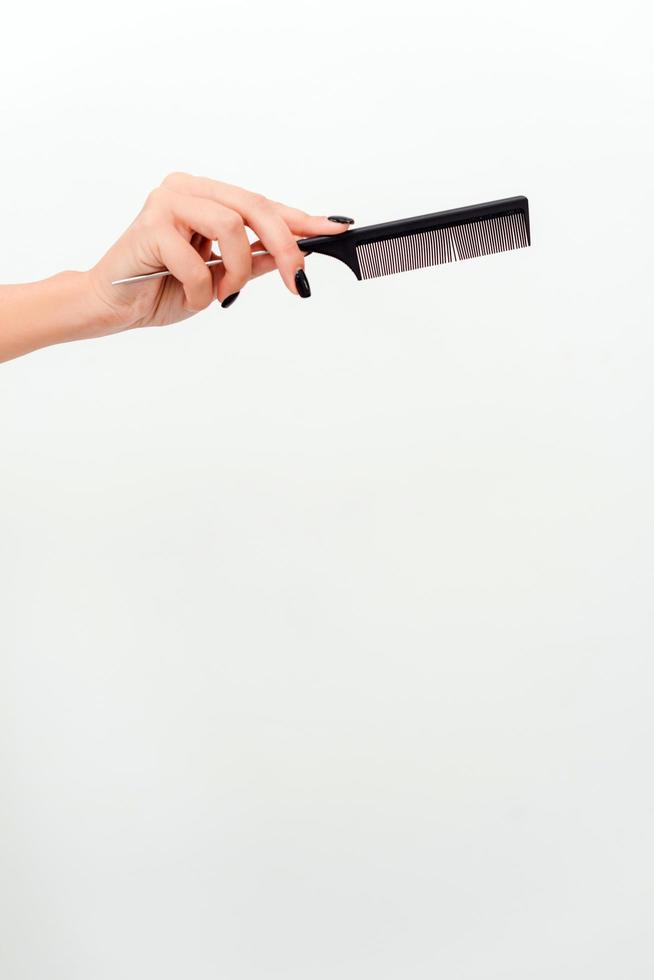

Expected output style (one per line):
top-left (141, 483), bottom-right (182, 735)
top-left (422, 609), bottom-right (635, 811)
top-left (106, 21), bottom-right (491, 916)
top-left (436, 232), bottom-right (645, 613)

top-left (221, 291), bottom-right (240, 309)
top-left (295, 269), bottom-right (311, 298)
top-left (328, 215), bottom-right (355, 224)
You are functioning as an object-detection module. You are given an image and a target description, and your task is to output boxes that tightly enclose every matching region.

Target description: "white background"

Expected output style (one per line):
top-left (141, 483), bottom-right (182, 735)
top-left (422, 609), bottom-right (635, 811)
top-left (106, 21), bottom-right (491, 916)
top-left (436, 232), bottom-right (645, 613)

top-left (1, 1), bottom-right (653, 977)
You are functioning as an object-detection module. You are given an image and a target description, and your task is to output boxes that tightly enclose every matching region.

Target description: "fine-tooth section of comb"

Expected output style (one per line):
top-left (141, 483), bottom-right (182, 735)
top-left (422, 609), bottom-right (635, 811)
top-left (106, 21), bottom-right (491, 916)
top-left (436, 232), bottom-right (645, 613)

top-left (355, 208), bottom-right (529, 280)
top-left (295, 196), bottom-right (530, 281)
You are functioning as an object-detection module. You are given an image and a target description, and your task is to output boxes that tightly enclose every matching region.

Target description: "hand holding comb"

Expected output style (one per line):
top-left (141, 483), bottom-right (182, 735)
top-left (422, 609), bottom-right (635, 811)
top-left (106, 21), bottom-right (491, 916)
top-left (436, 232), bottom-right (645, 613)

top-left (112, 196), bottom-right (530, 287)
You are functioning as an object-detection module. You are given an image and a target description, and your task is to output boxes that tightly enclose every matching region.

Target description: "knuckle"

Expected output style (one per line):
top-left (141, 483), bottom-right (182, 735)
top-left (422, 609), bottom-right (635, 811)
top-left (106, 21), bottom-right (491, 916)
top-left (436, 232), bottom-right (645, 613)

top-left (278, 239), bottom-right (302, 261)
top-left (220, 208), bottom-right (243, 233)
top-left (161, 171), bottom-right (189, 188)
top-left (188, 265), bottom-right (210, 289)
top-left (139, 207), bottom-right (162, 232)
top-left (222, 260), bottom-right (250, 288)
top-left (185, 284), bottom-right (211, 312)
top-left (143, 190), bottom-right (158, 211)
top-left (143, 187), bottom-right (168, 213)
top-left (248, 192), bottom-right (270, 213)
top-left (229, 268), bottom-right (250, 289)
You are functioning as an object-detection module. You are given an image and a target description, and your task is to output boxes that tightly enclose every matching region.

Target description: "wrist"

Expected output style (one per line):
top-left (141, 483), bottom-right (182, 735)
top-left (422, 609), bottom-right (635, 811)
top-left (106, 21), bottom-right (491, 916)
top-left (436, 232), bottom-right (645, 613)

top-left (28, 270), bottom-right (124, 349)
top-left (60, 269), bottom-right (125, 339)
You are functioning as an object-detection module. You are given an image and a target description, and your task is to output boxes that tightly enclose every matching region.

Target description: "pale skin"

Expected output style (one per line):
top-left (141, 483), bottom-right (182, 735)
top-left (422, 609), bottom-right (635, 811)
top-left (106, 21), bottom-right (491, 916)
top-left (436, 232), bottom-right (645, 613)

top-left (0, 173), bottom-right (354, 363)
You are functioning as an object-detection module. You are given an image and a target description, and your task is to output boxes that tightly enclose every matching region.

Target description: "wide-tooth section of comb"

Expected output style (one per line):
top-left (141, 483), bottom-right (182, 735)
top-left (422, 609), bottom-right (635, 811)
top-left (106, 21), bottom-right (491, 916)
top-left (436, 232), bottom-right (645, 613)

top-left (355, 211), bottom-right (529, 280)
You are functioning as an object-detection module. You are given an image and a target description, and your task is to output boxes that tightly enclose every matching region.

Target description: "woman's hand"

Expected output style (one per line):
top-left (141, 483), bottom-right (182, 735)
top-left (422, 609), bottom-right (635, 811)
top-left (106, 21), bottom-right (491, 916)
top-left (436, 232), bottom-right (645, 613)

top-left (0, 174), bottom-right (354, 362)
top-left (89, 172), bottom-right (354, 332)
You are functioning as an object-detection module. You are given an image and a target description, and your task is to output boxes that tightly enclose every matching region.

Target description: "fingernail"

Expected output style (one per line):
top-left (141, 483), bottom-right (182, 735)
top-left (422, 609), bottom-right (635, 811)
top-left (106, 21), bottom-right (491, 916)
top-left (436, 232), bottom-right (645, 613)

top-left (295, 269), bottom-right (311, 298)
top-left (221, 291), bottom-right (240, 309)
top-left (328, 215), bottom-right (355, 224)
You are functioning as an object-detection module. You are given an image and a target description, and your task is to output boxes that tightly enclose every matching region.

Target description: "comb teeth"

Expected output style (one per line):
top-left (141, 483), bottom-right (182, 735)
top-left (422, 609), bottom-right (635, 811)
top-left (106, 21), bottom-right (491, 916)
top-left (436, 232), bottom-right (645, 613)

top-left (355, 211), bottom-right (529, 280)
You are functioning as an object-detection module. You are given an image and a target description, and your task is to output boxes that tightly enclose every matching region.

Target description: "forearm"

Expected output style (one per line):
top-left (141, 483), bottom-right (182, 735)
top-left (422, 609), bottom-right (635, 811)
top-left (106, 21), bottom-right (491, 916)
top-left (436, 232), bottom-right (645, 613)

top-left (0, 271), bottom-right (117, 363)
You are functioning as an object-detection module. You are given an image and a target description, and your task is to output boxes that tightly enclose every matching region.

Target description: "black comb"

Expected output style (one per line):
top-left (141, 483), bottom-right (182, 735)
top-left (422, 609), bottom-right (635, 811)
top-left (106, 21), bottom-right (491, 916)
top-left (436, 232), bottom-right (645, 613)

top-left (296, 195), bottom-right (530, 280)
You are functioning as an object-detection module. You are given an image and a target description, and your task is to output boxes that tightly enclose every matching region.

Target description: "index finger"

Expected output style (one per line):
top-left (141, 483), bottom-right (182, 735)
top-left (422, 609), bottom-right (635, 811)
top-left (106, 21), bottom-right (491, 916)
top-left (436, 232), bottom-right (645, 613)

top-left (164, 172), bottom-right (354, 238)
